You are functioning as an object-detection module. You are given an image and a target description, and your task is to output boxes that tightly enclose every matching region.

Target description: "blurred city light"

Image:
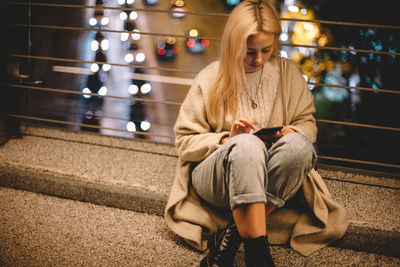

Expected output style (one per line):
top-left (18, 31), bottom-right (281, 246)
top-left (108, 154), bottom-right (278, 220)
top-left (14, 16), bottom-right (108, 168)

top-left (121, 32), bottom-right (130, 42)
top-left (140, 83), bottom-right (152, 94)
top-left (90, 40), bottom-right (99, 51)
top-left (157, 48), bottom-right (166, 55)
top-left (90, 63), bottom-right (100, 73)
top-left (131, 30), bottom-right (141, 41)
top-left (136, 52), bottom-right (146, 63)
top-left (130, 12), bottom-right (138, 20)
top-left (100, 39), bottom-right (109, 51)
top-left (126, 121), bottom-right (136, 132)
top-left (88, 18), bottom-right (97, 26)
top-left (140, 120), bottom-right (151, 131)
top-left (288, 5), bottom-right (299, 13)
top-left (82, 88), bottom-right (92, 99)
top-left (280, 50), bottom-right (288, 58)
top-left (226, 0), bottom-right (240, 6)
top-left (128, 84), bottom-right (139, 95)
top-left (308, 77), bottom-right (316, 91)
top-left (98, 86), bottom-right (108, 96)
top-left (120, 12), bottom-right (128, 21)
top-left (280, 33), bottom-right (289, 42)
top-left (189, 29), bottom-right (198, 37)
top-left (125, 54), bottom-right (134, 63)
top-left (100, 17), bottom-right (109, 26)
top-left (102, 64), bottom-right (111, 72)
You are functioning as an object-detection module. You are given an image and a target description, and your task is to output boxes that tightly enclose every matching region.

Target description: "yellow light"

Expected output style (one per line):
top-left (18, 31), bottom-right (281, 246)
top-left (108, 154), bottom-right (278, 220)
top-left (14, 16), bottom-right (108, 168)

top-left (318, 34), bottom-right (329, 47)
top-left (189, 29), bottom-right (198, 37)
top-left (165, 37), bottom-right (176, 44)
top-left (291, 22), bottom-right (320, 45)
top-left (175, 0), bottom-right (184, 7)
top-left (288, 5), bottom-right (299, 13)
top-left (304, 23), bottom-right (314, 31)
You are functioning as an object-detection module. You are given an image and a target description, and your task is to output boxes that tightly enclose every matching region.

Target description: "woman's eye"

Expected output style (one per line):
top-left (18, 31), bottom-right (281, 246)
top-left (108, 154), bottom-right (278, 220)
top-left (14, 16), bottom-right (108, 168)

top-left (262, 50), bottom-right (270, 53)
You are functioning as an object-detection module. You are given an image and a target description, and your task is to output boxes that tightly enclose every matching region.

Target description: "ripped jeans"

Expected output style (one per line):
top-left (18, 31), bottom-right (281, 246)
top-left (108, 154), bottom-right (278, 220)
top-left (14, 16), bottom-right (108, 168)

top-left (191, 133), bottom-right (317, 211)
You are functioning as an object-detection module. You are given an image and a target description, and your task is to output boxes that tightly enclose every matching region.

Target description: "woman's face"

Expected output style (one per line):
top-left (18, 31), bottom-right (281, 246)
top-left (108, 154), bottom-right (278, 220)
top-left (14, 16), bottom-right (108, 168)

top-left (244, 32), bottom-right (275, 73)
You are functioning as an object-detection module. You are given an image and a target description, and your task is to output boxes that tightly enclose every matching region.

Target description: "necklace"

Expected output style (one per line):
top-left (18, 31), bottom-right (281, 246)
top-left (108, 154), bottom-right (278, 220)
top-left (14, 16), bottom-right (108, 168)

top-left (243, 66), bottom-right (264, 109)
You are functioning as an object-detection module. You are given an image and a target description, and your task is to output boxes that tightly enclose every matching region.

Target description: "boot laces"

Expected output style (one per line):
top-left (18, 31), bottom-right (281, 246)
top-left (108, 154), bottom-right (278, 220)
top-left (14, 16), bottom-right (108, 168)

top-left (214, 225), bottom-right (237, 262)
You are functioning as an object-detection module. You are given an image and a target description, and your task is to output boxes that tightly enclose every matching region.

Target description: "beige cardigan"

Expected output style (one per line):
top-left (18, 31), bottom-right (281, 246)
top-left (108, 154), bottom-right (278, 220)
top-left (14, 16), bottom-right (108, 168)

top-left (165, 57), bottom-right (348, 256)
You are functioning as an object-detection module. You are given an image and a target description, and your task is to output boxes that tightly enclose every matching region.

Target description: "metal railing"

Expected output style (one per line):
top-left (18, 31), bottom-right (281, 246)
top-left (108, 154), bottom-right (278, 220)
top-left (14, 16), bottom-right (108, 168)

top-left (1, 1), bottom-right (399, 173)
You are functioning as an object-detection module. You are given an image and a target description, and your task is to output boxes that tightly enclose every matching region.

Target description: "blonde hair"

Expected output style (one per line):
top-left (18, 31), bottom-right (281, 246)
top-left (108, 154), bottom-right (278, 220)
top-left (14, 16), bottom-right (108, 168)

top-left (208, 0), bottom-right (282, 122)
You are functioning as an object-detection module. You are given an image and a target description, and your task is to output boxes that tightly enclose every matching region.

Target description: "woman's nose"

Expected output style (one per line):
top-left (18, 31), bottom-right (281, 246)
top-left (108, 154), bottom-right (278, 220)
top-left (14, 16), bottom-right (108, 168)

top-left (254, 52), bottom-right (262, 63)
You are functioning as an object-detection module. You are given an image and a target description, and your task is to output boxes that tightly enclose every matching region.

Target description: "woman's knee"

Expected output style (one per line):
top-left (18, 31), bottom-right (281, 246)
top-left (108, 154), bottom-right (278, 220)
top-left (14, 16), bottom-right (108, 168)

top-left (273, 132), bottom-right (315, 168)
top-left (227, 134), bottom-right (267, 163)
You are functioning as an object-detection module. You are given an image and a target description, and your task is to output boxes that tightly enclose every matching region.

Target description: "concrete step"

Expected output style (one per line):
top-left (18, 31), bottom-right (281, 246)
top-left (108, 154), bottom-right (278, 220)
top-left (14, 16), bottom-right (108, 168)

top-left (0, 125), bottom-right (399, 259)
top-left (1, 187), bottom-right (399, 266)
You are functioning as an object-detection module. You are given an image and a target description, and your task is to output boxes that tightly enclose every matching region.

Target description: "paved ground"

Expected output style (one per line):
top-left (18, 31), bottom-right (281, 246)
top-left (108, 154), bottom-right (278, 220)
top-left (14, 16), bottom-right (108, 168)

top-left (1, 187), bottom-right (399, 267)
top-left (0, 125), bottom-right (399, 266)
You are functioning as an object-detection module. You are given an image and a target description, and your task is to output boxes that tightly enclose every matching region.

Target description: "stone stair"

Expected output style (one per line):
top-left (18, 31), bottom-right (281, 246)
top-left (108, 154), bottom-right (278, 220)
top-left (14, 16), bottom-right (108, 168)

top-left (0, 125), bottom-right (399, 266)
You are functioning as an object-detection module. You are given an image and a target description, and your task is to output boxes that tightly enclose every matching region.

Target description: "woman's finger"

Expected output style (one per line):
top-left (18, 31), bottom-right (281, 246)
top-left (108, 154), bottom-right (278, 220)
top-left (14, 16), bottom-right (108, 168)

top-left (235, 121), bottom-right (247, 128)
top-left (238, 119), bottom-right (257, 130)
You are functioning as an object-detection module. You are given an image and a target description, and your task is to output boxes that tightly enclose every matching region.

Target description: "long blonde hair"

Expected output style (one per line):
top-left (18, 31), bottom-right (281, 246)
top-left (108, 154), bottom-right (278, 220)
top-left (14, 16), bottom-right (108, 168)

top-left (208, 0), bottom-right (282, 122)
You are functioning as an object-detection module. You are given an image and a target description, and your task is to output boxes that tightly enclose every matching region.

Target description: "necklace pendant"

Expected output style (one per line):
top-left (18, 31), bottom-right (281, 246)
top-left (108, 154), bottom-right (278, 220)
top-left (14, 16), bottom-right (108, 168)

top-left (251, 101), bottom-right (257, 109)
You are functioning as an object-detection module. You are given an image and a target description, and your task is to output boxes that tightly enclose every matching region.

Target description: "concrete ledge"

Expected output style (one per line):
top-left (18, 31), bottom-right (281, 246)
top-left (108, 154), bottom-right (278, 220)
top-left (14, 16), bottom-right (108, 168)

top-left (1, 164), bottom-right (399, 258)
top-left (331, 224), bottom-right (400, 258)
top-left (0, 165), bottom-right (167, 216)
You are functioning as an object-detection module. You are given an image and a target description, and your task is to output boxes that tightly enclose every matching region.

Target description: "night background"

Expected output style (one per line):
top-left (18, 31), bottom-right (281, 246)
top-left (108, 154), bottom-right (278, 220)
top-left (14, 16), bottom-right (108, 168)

top-left (1, 0), bottom-right (399, 174)
top-left (0, 1), bottom-right (400, 265)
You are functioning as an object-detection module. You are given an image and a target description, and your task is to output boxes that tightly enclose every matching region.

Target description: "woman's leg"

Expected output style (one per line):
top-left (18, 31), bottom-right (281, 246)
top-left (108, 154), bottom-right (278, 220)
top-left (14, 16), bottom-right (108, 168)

top-left (192, 133), bottom-right (315, 266)
top-left (233, 202), bottom-right (266, 238)
top-left (266, 132), bottom-right (317, 208)
top-left (231, 133), bottom-right (316, 240)
top-left (241, 133), bottom-right (315, 267)
top-left (192, 134), bottom-right (269, 266)
top-left (237, 202), bottom-right (276, 267)
top-left (231, 133), bottom-right (315, 240)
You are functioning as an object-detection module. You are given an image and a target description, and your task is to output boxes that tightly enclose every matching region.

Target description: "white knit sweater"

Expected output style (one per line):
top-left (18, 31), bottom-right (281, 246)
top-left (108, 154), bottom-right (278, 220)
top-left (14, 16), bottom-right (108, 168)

top-left (237, 60), bottom-right (280, 129)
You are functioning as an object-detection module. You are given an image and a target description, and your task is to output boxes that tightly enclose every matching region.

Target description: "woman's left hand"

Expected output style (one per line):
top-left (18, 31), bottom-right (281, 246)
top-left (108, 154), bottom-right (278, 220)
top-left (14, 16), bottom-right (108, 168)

top-left (271, 126), bottom-right (295, 141)
top-left (255, 126), bottom-right (295, 143)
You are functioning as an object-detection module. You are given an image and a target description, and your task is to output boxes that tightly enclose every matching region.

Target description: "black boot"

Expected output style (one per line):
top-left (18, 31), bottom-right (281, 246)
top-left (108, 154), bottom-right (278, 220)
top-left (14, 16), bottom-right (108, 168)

top-left (200, 223), bottom-right (242, 267)
top-left (243, 236), bottom-right (275, 267)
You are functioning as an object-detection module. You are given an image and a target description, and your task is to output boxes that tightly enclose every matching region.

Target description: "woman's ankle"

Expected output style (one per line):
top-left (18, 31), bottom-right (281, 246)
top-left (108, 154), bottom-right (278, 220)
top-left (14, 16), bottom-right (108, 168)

top-left (243, 236), bottom-right (275, 267)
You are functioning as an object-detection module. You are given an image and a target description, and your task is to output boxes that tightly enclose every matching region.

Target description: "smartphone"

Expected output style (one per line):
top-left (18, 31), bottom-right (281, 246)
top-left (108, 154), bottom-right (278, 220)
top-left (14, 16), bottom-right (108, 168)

top-left (253, 126), bottom-right (283, 136)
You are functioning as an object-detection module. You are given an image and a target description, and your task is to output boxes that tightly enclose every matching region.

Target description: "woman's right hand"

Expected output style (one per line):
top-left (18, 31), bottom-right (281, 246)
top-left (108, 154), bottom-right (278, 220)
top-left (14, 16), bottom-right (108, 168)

top-left (221, 116), bottom-right (258, 144)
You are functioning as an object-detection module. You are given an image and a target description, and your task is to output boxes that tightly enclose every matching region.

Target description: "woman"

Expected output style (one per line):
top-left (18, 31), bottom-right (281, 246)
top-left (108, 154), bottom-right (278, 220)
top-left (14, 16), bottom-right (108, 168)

top-left (165, 0), bottom-right (348, 266)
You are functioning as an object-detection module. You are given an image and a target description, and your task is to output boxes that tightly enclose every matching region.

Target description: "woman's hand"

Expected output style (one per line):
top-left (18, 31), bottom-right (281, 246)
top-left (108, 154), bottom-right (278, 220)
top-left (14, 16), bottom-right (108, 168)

top-left (274, 126), bottom-right (295, 138)
top-left (221, 116), bottom-right (258, 144)
top-left (256, 126), bottom-right (295, 143)
top-left (230, 116), bottom-right (258, 137)
top-left (270, 126), bottom-right (295, 141)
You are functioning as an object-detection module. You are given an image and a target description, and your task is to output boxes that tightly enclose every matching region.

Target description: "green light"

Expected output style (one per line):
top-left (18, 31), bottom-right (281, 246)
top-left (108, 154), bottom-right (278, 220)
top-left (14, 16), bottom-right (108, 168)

top-left (226, 0), bottom-right (240, 6)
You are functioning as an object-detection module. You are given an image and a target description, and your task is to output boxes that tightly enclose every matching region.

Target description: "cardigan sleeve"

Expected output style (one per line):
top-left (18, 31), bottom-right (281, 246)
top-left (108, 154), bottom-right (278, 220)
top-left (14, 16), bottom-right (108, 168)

top-left (285, 60), bottom-right (318, 143)
top-left (174, 74), bottom-right (230, 162)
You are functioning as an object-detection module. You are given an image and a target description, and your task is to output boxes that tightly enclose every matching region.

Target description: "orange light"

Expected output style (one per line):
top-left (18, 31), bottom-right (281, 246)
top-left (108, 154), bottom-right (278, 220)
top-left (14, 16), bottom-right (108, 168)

top-left (201, 39), bottom-right (210, 47)
top-left (172, 46), bottom-right (180, 54)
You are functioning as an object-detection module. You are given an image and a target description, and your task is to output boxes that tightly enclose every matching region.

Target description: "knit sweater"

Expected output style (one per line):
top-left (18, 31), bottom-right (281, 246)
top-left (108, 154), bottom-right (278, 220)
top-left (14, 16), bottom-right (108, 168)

top-left (237, 59), bottom-right (280, 129)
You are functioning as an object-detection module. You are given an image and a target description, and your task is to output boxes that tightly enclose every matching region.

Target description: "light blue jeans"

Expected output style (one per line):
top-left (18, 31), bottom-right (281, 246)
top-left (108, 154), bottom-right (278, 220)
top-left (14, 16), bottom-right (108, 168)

top-left (191, 133), bottom-right (317, 211)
